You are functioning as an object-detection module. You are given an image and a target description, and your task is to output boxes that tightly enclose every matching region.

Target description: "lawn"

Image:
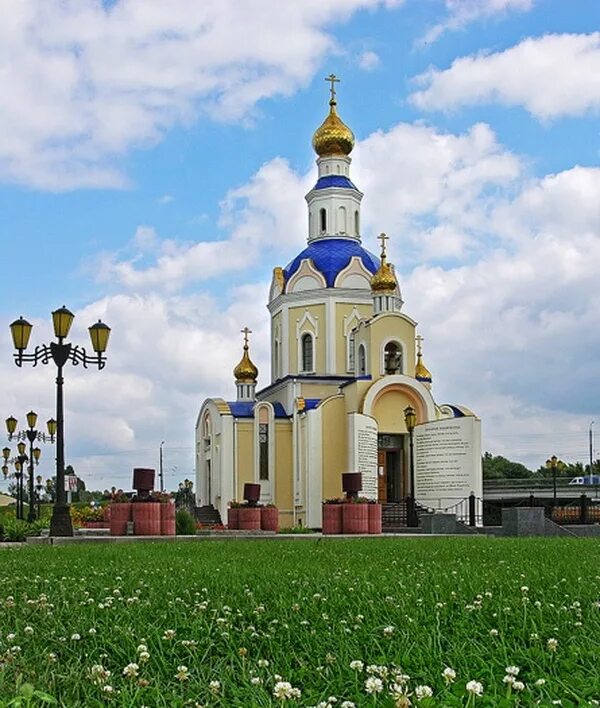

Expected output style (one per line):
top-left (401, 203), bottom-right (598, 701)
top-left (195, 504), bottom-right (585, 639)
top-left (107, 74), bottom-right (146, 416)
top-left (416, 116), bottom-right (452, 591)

top-left (0, 538), bottom-right (599, 706)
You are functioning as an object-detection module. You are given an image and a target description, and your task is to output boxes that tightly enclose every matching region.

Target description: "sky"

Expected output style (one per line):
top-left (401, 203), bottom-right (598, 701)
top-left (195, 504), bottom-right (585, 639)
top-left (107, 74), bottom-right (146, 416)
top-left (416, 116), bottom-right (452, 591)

top-left (1, 0), bottom-right (599, 492)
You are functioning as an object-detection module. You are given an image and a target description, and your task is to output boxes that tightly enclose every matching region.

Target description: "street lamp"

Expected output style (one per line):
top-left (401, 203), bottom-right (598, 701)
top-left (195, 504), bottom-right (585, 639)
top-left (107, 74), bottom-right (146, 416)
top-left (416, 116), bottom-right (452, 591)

top-left (9, 307), bottom-right (111, 536)
top-left (404, 404), bottom-right (418, 527)
top-left (5, 413), bottom-right (55, 522)
top-left (545, 455), bottom-right (565, 508)
top-left (36, 475), bottom-right (43, 520)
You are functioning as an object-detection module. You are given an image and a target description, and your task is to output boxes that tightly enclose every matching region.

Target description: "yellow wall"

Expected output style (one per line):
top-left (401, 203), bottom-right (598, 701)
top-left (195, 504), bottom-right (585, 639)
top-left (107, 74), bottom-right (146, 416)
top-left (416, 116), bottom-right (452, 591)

top-left (372, 389), bottom-right (412, 434)
top-left (368, 314), bottom-right (416, 380)
top-left (235, 422), bottom-right (254, 500)
top-left (321, 396), bottom-right (347, 500)
top-left (288, 303), bottom-right (326, 373)
top-left (342, 380), bottom-right (373, 414)
top-left (334, 302), bottom-right (372, 374)
top-left (274, 421), bottom-right (294, 517)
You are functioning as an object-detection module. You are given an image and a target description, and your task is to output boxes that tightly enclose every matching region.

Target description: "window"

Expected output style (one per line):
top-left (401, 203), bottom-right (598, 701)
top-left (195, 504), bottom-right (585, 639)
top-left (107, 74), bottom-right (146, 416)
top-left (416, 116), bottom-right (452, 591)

top-left (384, 342), bottom-right (402, 374)
top-left (259, 423), bottom-right (269, 480)
top-left (338, 206), bottom-right (346, 234)
top-left (320, 208), bottom-right (327, 233)
top-left (354, 210), bottom-right (359, 235)
top-left (358, 344), bottom-right (366, 376)
top-left (301, 333), bottom-right (314, 372)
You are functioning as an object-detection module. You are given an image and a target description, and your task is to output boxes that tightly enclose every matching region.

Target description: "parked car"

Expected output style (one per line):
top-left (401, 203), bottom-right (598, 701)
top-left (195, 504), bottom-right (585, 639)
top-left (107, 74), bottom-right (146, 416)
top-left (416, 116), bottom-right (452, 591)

top-left (569, 475), bottom-right (600, 485)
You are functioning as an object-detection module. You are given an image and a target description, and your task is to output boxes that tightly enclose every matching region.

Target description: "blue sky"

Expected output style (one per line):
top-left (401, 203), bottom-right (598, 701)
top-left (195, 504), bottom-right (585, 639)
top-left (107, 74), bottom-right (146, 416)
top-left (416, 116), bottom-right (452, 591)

top-left (1, 0), bottom-right (599, 491)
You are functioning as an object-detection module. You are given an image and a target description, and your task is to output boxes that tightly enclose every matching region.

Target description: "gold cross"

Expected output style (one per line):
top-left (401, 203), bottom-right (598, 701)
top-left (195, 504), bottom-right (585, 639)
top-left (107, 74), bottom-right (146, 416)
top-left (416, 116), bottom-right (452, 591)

top-left (325, 73), bottom-right (340, 102)
top-left (416, 334), bottom-right (424, 355)
top-left (241, 327), bottom-right (252, 347)
top-left (377, 232), bottom-right (389, 257)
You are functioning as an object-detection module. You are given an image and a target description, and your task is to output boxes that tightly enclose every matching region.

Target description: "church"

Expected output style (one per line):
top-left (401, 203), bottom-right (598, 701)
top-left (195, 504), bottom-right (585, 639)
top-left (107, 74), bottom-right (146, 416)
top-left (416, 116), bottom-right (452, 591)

top-left (195, 77), bottom-right (482, 529)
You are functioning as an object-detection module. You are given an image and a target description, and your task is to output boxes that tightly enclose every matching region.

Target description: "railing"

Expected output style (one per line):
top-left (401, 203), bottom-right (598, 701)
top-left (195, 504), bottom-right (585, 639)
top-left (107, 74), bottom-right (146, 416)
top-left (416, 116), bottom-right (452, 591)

top-left (415, 494), bottom-right (483, 527)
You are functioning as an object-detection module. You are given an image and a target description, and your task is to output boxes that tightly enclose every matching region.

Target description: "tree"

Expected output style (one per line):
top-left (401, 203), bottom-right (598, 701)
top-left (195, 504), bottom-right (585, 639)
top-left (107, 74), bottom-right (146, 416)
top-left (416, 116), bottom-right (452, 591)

top-left (482, 452), bottom-right (533, 479)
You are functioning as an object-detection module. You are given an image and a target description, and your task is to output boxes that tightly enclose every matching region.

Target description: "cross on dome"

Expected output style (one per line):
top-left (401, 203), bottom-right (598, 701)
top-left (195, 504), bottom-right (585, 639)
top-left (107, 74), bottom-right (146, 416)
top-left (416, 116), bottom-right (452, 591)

top-left (241, 326), bottom-right (252, 348)
top-left (325, 73), bottom-right (340, 103)
top-left (378, 232), bottom-right (389, 258)
top-left (416, 334), bottom-right (424, 355)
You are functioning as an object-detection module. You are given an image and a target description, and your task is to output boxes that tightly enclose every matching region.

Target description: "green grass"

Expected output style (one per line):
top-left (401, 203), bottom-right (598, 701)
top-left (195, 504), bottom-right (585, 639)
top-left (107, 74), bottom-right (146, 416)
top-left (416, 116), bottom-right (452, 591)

top-left (0, 538), bottom-right (599, 706)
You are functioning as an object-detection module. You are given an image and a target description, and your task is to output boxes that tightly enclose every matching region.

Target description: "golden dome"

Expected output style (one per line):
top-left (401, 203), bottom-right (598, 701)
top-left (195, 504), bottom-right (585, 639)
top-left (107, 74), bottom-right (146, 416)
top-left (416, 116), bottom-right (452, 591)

top-left (312, 75), bottom-right (354, 157)
top-left (415, 352), bottom-right (432, 383)
top-left (371, 233), bottom-right (397, 293)
top-left (233, 328), bottom-right (258, 383)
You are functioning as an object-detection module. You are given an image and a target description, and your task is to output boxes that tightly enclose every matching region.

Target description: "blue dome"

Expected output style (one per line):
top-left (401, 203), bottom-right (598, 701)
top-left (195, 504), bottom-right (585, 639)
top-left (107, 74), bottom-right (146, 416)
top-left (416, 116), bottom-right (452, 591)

top-left (284, 238), bottom-right (379, 288)
top-left (312, 175), bottom-right (358, 191)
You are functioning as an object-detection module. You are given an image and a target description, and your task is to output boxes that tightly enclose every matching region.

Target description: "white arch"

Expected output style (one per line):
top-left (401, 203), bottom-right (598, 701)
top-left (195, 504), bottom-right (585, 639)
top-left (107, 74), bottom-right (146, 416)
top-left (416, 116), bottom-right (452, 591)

top-left (362, 375), bottom-right (437, 421)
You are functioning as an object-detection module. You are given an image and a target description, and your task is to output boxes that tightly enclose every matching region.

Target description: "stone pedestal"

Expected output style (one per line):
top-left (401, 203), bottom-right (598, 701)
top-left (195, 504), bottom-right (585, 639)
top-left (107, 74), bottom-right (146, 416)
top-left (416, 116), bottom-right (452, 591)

top-left (502, 507), bottom-right (545, 536)
top-left (421, 512), bottom-right (457, 534)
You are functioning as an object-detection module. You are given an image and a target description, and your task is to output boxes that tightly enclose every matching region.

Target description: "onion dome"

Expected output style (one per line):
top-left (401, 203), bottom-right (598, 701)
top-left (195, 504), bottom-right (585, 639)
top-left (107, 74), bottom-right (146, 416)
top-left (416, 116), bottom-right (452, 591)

top-left (233, 328), bottom-right (258, 383)
top-left (312, 74), bottom-right (355, 158)
top-left (415, 334), bottom-right (432, 384)
top-left (415, 352), bottom-right (432, 384)
top-left (370, 233), bottom-right (397, 293)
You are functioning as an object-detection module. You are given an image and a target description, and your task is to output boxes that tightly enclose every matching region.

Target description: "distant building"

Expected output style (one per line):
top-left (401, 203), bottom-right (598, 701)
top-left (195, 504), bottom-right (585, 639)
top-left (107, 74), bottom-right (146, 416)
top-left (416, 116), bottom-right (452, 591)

top-left (196, 79), bottom-right (481, 527)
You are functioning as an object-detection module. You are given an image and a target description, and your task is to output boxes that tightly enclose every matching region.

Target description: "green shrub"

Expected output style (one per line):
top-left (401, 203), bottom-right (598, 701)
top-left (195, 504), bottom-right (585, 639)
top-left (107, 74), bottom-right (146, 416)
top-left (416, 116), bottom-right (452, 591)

top-left (175, 509), bottom-right (197, 535)
top-left (2, 518), bottom-right (41, 542)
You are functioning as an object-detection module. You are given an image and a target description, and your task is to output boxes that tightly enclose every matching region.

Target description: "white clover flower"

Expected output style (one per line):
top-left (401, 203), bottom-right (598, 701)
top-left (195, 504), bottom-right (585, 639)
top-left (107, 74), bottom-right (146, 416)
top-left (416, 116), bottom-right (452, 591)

top-left (489, 628), bottom-right (499, 636)
top-left (163, 629), bottom-right (176, 640)
top-left (349, 660), bottom-right (364, 671)
top-left (512, 681), bottom-right (525, 691)
top-left (273, 681), bottom-right (300, 700)
top-left (257, 659), bottom-right (270, 668)
top-left (503, 675), bottom-right (515, 684)
top-left (122, 663), bottom-right (139, 678)
top-left (521, 586), bottom-right (529, 593)
top-left (176, 665), bottom-right (190, 681)
top-left (139, 651), bottom-right (150, 663)
top-left (89, 664), bottom-right (111, 684)
top-left (250, 676), bottom-right (262, 685)
top-left (209, 680), bottom-right (221, 695)
top-left (383, 625), bottom-right (395, 636)
top-left (442, 667), bottom-right (456, 683)
top-left (71, 633), bottom-right (81, 641)
top-left (505, 666), bottom-right (520, 676)
top-left (47, 653), bottom-right (58, 663)
top-left (340, 702), bottom-right (356, 708)
top-left (88, 628), bottom-right (96, 635)
top-left (415, 685), bottom-right (433, 700)
top-left (365, 676), bottom-right (384, 694)
top-left (466, 680), bottom-right (483, 696)
top-left (24, 626), bottom-right (34, 636)
top-left (535, 678), bottom-right (546, 686)
top-left (6, 633), bottom-right (16, 642)
top-left (102, 685), bottom-right (114, 694)
top-left (547, 638), bottom-right (558, 651)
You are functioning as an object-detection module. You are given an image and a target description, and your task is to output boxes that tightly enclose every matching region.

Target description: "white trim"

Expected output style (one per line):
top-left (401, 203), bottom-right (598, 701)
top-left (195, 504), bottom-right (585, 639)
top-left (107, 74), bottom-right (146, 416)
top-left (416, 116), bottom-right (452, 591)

top-left (286, 259), bottom-right (327, 293)
top-left (357, 341), bottom-right (368, 376)
top-left (306, 407), bottom-right (323, 528)
top-left (362, 374), bottom-right (437, 421)
top-left (334, 256), bottom-right (373, 290)
top-left (326, 297), bottom-right (335, 373)
top-left (253, 401), bottom-right (275, 503)
top-left (343, 307), bottom-right (362, 372)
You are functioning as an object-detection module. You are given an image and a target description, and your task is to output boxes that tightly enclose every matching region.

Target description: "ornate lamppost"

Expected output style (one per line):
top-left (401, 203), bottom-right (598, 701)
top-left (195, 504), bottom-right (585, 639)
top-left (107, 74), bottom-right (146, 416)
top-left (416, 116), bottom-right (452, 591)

top-left (36, 475), bottom-right (43, 520)
top-left (5, 413), bottom-right (55, 522)
top-left (545, 455), bottom-right (565, 508)
top-left (9, 307), bottom-right (111, 536)
top-left (2, 445), bottom-right (26, 519)
top-left (404, 404), bottom-right (418, 527)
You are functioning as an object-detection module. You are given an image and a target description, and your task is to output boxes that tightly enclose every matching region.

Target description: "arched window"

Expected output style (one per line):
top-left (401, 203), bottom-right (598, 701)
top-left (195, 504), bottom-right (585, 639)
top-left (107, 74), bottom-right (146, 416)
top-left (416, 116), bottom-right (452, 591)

top-left (347, 331), bottom-right (355, 372)
top-left (320, 208), bottom-right (327, 233)
top-left (354, 210), bottom-right (360, 235)
top-left (301, 333), bottom-right (314, 372)
top-left (384, 342), bottom-right (402, 375)
top-left (358, 344), bottom-right (366, 376)
top-left (337, 206), bottom-right (346, 234)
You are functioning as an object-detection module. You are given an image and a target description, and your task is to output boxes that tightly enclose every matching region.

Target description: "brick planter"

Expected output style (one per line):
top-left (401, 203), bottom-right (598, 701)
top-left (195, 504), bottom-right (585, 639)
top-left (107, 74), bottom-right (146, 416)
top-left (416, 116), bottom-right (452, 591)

top-left (261, 507), bottom-right (279, 532)
top-left (322, 504), bottom-right (343, 535)
top-left (368, 503), bottom-right (382, 534)
top-left (83, 521), bottom-right (109, 529)
top-left (342, 503), bottom-right (369, 534)
top-left (227, 508), bottom-right (240, 530)
top-left (238, 507), bottom-right (261, 530)
top-left (132, 502), bottom-right (161, 535)
top-left (160, 501), bottom-right (176, 536)
top-left (109, 502), bottom-right (132, 536)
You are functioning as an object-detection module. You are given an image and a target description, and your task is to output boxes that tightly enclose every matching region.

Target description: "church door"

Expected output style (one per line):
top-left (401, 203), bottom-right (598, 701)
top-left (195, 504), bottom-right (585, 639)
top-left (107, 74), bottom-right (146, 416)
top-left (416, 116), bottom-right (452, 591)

top-left (377, 434), bottom-right (404, 503)
top-left (377, 450), bottom-right (386, 502)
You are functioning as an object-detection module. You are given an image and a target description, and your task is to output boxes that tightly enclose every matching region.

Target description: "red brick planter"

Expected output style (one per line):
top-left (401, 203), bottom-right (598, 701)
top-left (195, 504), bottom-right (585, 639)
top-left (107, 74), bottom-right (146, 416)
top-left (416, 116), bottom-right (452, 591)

top-left (227, 508), bottom-right (240, 530)
top-left (342, 503), bottom-right (369, 534)
top-left (133, 502), bottom-right (161, 535)
top-left (322, 504), bottom-right (343, 535)
top-left (83, 521), bottom-right (109, 529)
top-left (261, 507), bottom-right (279, 532)
top-left (238, 507), bottom-right (261, 530)
top-left (368, 504), bottom-right (382, 534)
top-left (109, 502), bottom-right (132, 536)
top-left (160, 501), bottom-right (176, 536)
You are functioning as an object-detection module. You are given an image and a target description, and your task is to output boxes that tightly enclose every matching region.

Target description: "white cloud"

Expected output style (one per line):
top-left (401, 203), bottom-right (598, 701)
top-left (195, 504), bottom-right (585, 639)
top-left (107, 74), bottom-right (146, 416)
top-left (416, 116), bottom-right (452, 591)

top-left (421, 0), bottom-right (534, 45)
top-left (0, 0), bottom-right (395, 190)
top-left (158, 194), bottom-right (174, 205)
top-left (411, 33), bottom-right (600, 119)
top-left (358, 50), bottom-right (381, 71)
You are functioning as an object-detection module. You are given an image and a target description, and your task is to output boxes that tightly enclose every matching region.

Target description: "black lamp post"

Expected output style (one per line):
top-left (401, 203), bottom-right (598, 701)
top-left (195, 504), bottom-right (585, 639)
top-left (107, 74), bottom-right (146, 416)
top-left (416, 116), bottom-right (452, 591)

top-left (2, 446), bottom-right (24, 519)
top-left (404, 404), bottom-right (418, 527)
top-left (9, 307), bottom-right (111, 536)
top-left (545, 455), bottom-right (564, 508)
top-left (36, 475), bottom-right (43, 519)
top-left (6, 412), bottom-right (55, 522)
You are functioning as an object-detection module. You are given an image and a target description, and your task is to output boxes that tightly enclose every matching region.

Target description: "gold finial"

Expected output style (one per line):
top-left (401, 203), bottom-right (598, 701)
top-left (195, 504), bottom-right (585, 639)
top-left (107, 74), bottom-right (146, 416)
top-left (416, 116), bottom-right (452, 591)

top-left (378, 232), bottom-right (389, 259)
top-left (415, 334), bottom-right (432, 384)
top-left (325, 73), bottom-right (340, 104)
top-left (370, 232), bottom-right (396, 293)
top-left (233, 327), bottom-right (258, 383)
top-left (312, 73), bottom-right (355, 158)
